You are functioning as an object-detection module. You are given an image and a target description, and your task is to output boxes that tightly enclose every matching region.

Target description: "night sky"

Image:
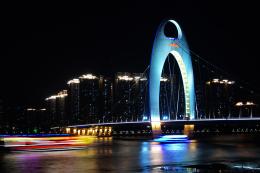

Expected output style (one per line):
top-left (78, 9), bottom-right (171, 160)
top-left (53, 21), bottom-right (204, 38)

top-left (0, 1), bottom-right (259, 106)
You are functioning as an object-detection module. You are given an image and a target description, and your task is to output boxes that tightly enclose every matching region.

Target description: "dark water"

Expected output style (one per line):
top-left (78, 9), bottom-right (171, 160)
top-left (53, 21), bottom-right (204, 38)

top-left (1, 137), bottom-right (260, 172)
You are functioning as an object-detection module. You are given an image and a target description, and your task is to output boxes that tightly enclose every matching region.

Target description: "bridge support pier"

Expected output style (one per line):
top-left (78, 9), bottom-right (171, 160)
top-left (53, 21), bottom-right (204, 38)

top-left (151, 121), bottom-right (162, 138)
top-left (184, 124), bottom-right (194, 136)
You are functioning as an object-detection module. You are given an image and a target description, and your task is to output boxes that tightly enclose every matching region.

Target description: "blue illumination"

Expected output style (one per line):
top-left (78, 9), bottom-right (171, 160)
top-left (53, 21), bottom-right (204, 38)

top-left (154, 135), bottom-right (189, 143)
top-left (149, 19), bottom-right (195, 124)
top-left (162, 115), bottom-right (169, 120)
top-left (160, 135), bottom-right (188, 139)
top-left (143, 116), bottom-right (148, 121)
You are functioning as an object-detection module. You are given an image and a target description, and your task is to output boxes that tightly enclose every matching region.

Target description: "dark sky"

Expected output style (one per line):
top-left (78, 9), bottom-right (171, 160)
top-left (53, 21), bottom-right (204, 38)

top-left (0, 1), bottom-right (259, 106)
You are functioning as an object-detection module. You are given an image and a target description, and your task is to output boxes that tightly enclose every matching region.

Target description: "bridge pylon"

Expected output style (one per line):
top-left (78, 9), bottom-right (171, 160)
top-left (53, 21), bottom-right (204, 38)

top-left (151, 121), bottom-right (162, 138)
top-left (149, 19), bottom-right (195, 137)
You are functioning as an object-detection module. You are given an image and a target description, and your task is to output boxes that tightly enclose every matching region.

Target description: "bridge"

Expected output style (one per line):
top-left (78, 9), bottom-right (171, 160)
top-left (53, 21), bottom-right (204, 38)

top-left (59, 19), bottom-right (259, 138)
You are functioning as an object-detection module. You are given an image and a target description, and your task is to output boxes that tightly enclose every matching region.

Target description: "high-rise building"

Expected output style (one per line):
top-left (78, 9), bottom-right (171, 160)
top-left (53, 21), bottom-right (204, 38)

top-left (45, 95), bottom-right (57, 127)
top-left (100, 77), bottom-right (113, 122)
top-left (114, 72), bottom-right (135, 122)
top-left (132, 73), bottom-right (148, 121)
top-left (205, 78), bottom-right (235, 118)
top-left (56, 90), bottom-right (68, 126)
top-left (67, 78), bottom-right (80, 125)
top-left (45, 90), bottom-right (68, 127)
top-left (1, 105), bottom-right (26, 134)
top-left (113, 72), bottom-right (173, 122)
top-left (79, 74), bottom-right (102, 124)
top-left (25, 107), bottom-right (47, 133)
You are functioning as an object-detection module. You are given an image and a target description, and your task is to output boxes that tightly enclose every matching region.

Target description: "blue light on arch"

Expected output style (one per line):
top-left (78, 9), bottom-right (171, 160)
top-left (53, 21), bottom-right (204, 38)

top-left (149, 19), bottom-right (195, 124)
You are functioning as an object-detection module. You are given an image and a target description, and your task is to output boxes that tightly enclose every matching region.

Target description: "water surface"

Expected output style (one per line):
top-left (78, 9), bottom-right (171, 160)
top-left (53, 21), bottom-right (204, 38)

top-left (1, 137), bottom-right (260, 172)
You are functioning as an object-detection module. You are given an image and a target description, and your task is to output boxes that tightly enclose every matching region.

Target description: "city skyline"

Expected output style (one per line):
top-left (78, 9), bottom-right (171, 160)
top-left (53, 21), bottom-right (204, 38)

top-left (1, 3), bottom-right (260, 172)
top-left (1, 1), bottom-right (259, 106)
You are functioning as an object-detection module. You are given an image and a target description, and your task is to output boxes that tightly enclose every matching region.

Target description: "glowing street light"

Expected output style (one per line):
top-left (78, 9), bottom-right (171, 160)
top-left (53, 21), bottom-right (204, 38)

top-left (235, 101), bottom-right (257, 118)
top-left (235, 102), bottom-right (243, 106)
top-left (160, 77), bottom-right (168, 82)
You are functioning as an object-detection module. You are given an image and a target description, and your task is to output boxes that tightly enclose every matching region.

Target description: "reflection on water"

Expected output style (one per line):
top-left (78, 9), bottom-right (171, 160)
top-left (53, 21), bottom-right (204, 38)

top-left (1, 137), bottom-right (260, 172)
top-left (140, 142), bottom-right (199, 167)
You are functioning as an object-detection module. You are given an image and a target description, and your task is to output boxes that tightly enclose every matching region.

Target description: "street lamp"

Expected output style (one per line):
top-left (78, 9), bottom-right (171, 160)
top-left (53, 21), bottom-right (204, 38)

top-left (235, 102), bottom-right (243, 118)
top-left (245, 101), bottom-right (257, 118)
top-left (235, 101), bottom-right (257, 118)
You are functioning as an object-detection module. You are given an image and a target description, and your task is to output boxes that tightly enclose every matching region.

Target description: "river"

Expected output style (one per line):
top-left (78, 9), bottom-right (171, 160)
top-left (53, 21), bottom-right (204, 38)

top-left (1, 137), bottom-right (260, 172)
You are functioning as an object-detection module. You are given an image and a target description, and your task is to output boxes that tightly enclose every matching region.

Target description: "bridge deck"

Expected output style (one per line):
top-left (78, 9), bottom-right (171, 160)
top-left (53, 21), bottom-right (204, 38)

top-left (65, 117), bottom-right (260, 128)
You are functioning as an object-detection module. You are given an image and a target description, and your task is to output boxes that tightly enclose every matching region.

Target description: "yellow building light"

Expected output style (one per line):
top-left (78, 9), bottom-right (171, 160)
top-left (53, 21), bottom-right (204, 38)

top-left (27, 108), bottom-right (36, 111)
top-left (118, 75), bottom-right (133, 81)
top-left (222, 79), bottom-right (228, 83)
top-left (73, 129), bottom-right (77, 134)
top-left (212, 79), bottom-right (219, 83)
top-left (45, 95), bottom-right (57, 101)
top-left (66, 128), bottom-right (70, 134)
top-left (79, 74), bottom-right (97, 80)
top-left (56, 90), bottom-right (68, 98)
top-left (67, 78), bottom-right (80, 85)
top-left (151, 121), bottom-right (161, 131)
top-left (134, 76), bottom-right (141, 80)
top-left (228, 81), bottom-right (235, 85)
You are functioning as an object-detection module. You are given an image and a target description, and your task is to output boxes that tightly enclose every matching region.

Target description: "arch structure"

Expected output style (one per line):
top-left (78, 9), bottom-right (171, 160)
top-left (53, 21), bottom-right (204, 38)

top-left (149, 19), bottom-right (195, 135)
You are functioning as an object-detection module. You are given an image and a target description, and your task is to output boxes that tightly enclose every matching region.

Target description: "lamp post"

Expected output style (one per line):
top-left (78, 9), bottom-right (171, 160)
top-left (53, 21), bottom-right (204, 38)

top-left (235, 101), bottom-right (257, 118)
top-left (235, 102), bottom-right (243, 118)
top-left (245, 101), bottom-right (256, 118)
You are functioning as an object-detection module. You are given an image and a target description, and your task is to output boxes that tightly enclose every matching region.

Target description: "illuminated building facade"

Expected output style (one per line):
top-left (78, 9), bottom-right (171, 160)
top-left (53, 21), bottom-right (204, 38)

top-left (25, 107), bottom-right (47, 133)
top-left (205, 78), bottom-right (235, 118)
top-left (67, 78), bottom-right (80, 124)
top-left (45, 95), bottom-right (57, 127)
top-left (79, 74), bottom-right (102, 124)
top-left (113, 72), bottom-right (172, 122)
top-left (56, 90), bottom-right (68, 126)
top-left (114, 72), bottom-right (135, 122)
top-left (149, 19), bottom-right (195, 135)
top-left (100, 77), bottom-right (113, 122)
top-left (25, 108), bottom-right (38, 132)
top-left (45, 90), bottom-right (68, 127)
top-left (132, 73), bottom-right (148, 121)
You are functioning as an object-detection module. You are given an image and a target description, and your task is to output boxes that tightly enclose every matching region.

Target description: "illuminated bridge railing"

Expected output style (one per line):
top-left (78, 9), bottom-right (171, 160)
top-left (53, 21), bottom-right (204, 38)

top-left (65, 117), bottom-right (260, 128)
